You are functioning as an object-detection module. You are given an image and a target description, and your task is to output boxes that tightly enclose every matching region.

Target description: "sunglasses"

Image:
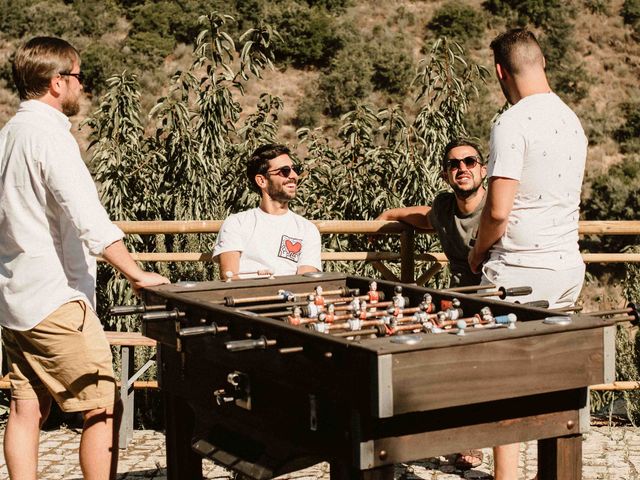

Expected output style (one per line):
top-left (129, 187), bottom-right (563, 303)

top-left (59, 72), bottom-right (84, 84)
top-left (265, 165), bottom-right (303, 178)
top-left (446, 155), bottom-right (480, 171)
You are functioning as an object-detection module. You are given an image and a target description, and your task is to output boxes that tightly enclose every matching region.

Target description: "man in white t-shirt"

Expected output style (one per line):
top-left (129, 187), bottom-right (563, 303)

top-left (468, 28), bottom-right (587, 480)
top-left (213, 144), bottom-right (321, 279)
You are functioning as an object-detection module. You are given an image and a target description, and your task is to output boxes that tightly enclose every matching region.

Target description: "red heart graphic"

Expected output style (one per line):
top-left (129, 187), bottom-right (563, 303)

top-left (285, 239), bottom-right (302, 253)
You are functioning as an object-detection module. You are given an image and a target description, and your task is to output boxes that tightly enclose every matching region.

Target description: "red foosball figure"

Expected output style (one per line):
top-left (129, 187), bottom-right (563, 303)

top-left (314, 285), bottom-right (325, 306)
top-left (367, 281), bottom-right (380, 304)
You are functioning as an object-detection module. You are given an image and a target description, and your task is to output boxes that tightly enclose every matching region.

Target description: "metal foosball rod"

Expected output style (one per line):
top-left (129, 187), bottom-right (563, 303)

top-left (580, 302), bottom-right (638, 323)
top-left (443, 284), bottom-right (497, 293)
top-left (224, 269), bottom-right (274, 282)
top-left (110, 303), bottom-right (167, 316)
top-left (224, 286), bottom-right (356, 307)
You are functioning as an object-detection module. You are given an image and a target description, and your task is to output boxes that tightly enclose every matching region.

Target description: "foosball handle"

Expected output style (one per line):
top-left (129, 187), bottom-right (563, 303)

top-left (225, 337), bottom-right (276, 352)
top-left (499, 286), bottom-right (533, 299)
top-left (519, 299), bottom-right (550, 308)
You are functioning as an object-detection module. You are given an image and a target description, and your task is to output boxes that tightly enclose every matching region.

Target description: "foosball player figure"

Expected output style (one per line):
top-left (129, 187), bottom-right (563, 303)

top-left (422, 293), bottom-right (435, 313)
top-left (350, 296), bottom-right (361, 314)
top-left (306, 294), bottom-right (320, 318)
top-left (367, 281), bottom-right (380, 304)
top-left (393, 286), bottom-right (406, 308)
top-left (320, 304), bottom-right (337, 323)
top-left (358, 301), bottom-right (369, 320)
top-left (287, 307), bottom-right (303, 326)
top-left (313, 285), bottom-right (325, 306)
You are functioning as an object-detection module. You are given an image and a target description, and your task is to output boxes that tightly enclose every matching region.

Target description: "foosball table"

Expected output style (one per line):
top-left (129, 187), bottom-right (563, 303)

top-left (116, 272), bottom-right (636, 480)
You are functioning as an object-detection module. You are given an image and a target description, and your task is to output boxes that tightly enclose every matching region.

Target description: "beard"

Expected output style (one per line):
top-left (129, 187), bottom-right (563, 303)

top-left (267, 179), bottom-right (297, 203)
top-left (450, 173), bottom-right (482, 199)
top-left (61, 95), bottom-right (80, 117)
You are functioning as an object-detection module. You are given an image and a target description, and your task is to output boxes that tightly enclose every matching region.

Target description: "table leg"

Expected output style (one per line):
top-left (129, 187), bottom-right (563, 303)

top-left (538, 434), bottom-right (582, 480)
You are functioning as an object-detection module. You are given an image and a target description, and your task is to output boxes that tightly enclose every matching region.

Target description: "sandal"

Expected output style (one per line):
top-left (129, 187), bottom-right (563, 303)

top-left (451, 449), bottom-right (483, 470)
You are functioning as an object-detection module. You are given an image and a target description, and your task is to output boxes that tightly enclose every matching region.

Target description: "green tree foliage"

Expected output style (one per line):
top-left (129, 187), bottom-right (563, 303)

top-left (369, 32), bottom-right (415, 96)
top-left (267, 2), bottom-right (344, 68)
top-left (622, 0), bottom-right (640, 26)
top-left (615, 101), bottom-right (640, 153)
top-left (427, 1), bottom-right (486, 47)
top-left (317, 47), bottom-right (375, 117)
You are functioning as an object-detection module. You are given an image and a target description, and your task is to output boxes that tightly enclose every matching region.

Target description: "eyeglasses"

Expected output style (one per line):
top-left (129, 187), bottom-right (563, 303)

top-left (265, 165), bottom-right (303, 178)
top-left (59, 72), bottom-right (84, 84)
top-left (446, 155), bottom-right (480, 171)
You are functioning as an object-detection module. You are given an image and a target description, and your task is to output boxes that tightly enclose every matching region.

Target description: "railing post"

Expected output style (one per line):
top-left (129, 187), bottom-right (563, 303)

top-left (400, 229), bottom-right (415, 283)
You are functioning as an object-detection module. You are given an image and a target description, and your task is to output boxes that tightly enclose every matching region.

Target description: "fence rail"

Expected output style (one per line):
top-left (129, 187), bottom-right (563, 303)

top-left (113, 220), bottom-right (640, 284)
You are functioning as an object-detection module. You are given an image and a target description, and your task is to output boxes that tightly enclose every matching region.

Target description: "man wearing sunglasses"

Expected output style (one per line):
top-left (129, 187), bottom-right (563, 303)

top-left (0, 37), bottom-right (169, 480)
top-left (375, 138), bottom-right (487, 470)
top-left (213, 144), bottom-right (321, 279)
top-left (377, 138), bottom-right (487, 289)
top-left (468, 28), bottom-right (587, 480)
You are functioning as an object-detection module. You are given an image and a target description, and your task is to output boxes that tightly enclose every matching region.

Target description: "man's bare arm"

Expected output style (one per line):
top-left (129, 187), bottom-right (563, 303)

top-left (375, 206), bottom-right (433, 231)
top-left (468, 177), bottom-right (518, 273)
top-left (218, 251), bottom-right (242, 279)
top-left (102, 240), bottom-right (170, 293)
top-left (297, 265), bottom-right (319, 275)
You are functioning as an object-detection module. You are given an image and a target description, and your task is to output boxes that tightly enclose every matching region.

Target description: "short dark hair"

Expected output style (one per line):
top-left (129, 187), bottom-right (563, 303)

top-left (12, 37), bottom-right (80, 100)
top-left (490, 28), bottom-right (543, 75)
top-left (442, 138), bottom-right (484, 171)
top-left (246, 144), bottom-right (291, 192)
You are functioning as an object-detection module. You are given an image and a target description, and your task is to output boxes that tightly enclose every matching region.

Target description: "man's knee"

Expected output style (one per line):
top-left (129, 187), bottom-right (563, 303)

top-left (82, 400), bottom-right (122, 427)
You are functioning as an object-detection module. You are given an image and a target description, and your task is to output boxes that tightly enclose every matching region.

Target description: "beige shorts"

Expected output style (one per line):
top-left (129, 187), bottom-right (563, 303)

top-left (2, 300), bottom-right (117, 412)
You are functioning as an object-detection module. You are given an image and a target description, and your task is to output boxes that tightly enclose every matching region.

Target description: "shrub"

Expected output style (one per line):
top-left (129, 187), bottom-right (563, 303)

top-left (73, 0), bottom-right (122, 36)
top-left (0, 0), bottom-right (36, 38)
top-left (584, 0), bottom-right (611, 15)
top-left (268, 2), bottom-right (344, 68)
top-left (622, 0), bottom-right (640, 25)
top-left (25, 1), bottom-right (82, 38)
top-left (370, 36), bottom-right (415, 96)
top-left (427, 1), bottom-right (486, 46)
top-left (81, 43), bottom-right (128, 95)
top-left (615, 101), bottom-right (640, 153)
top-left (318, 47), bottom-right (374, 117)
top-left (127, 31), bottom-right (176, 66)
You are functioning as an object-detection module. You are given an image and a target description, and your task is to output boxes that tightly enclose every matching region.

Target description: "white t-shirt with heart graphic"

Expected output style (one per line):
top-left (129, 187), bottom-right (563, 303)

top-left (213, 208), bottom-right (322, 278)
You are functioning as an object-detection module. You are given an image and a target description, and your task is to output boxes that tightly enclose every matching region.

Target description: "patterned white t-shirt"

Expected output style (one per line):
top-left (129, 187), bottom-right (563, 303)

top-left (487, 92), bottom-right (587, 270)
top-left (213, 208), bottom-right (321, 277)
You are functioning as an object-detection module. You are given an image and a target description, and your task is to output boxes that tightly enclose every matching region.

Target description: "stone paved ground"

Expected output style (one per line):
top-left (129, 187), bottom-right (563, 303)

top-left (1, 425), bottom-right (639, 479)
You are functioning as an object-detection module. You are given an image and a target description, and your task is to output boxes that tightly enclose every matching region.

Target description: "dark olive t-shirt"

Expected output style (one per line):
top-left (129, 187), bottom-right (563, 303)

top-left (427, 191), bottom-right (485, 287)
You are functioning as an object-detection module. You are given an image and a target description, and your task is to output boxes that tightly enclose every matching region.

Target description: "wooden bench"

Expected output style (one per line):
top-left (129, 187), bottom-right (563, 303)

top-left (0, 331), bottom-right (158, 449)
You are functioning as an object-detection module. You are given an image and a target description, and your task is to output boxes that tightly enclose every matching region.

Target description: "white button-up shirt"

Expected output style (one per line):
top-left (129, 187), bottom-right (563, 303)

top-left (0, 100), bottom-right (123, 330)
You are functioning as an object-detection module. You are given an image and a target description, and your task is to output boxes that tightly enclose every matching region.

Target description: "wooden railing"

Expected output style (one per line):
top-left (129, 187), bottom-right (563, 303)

top-left (113, 219), bottom-right (640, 284)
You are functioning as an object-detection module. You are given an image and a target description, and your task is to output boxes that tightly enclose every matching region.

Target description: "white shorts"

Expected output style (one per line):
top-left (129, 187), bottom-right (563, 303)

top-left (481, 260), bottom-right (585, 308)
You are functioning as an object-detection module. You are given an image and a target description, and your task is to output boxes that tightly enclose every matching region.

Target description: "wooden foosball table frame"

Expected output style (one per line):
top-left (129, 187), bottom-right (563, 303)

top-left (137, 273), bottom-right (617, 480)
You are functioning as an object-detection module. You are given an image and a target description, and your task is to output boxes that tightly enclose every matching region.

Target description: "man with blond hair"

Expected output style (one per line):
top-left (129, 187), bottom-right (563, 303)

top-left (0, 37), bottom-right (169, 480)
top-left (469, 28), bottom-right (587, 480)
